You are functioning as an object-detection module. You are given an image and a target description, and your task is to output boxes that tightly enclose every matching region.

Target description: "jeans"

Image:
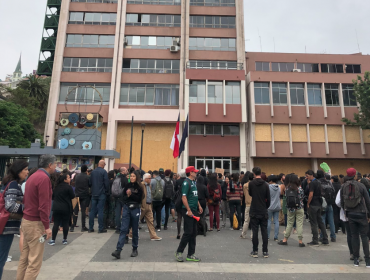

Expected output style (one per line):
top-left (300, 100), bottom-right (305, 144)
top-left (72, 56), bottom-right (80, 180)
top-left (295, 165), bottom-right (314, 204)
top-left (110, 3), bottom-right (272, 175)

top-left (309, 205), bottom-right (328, 243)
top-left (221, 200), bottom-right (230, 226)
top-left (0, 234), bottom-right (14, 279)
top-left (250, 214), bottom-right (268, 253)
top-left (229, 200), bottom-right (242, 229)
top-left (285, 208), bottom-right (304, 241)
top-left (152, 201), bottom-right (162, 229)
top-left (177, 209), bottom-right (198, 256)
top-left (80, 196), bottom-right (90, 228)
top-left (116, 205), bottom-right (140, 251)
top-left (320, 205), bottom-right (336, 239)
top-left (89, 193), bottom-right (106, 231)
top-left (115, 199), bottom-right (124, 230)
top-left (348, 212), bottom-right (369, 260)
top-left (268, 210), bottom-right (279, 239)
top-left (163, 198), bottom-right (172, 227)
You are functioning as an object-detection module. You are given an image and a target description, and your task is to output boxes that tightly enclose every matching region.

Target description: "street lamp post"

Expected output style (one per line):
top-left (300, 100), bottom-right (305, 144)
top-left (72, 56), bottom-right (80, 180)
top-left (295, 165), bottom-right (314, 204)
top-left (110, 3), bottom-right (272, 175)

top-left (139, 123), bottom-right (146, 171)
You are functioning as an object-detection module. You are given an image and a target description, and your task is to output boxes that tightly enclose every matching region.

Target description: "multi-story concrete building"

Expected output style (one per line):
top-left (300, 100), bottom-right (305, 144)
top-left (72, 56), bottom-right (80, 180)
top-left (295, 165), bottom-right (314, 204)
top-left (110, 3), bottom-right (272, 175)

top-left (44, 0), bottom-right (246, 173)
top-left (246, 52), bottom-right (370, 176)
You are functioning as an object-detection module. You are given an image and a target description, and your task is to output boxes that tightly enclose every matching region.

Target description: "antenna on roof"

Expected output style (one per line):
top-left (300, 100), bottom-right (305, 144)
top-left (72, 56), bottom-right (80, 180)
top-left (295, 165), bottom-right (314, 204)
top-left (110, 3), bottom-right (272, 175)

top-left (355, 29), bottom-right (361, 53)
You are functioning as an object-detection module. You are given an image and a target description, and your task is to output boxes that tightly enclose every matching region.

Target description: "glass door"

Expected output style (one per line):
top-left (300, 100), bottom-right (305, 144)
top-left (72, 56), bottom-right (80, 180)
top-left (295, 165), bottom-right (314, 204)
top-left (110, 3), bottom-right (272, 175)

top-left (195, 159), bottom-right (204, 171)
top-left (223, 159), bottom-right (231, 175)
top-left (205, 160), bottom-right (213, 173)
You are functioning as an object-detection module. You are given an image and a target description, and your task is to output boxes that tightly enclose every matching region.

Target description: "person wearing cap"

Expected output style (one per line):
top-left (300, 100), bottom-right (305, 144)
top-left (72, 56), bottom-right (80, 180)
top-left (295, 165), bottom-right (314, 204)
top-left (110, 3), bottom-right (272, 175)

top-left (159, 168), bottom-right (165, 179)
top-left (341, 168), bottom-right (370, 267)
top-left (175, 166), bottom-right (203, 262)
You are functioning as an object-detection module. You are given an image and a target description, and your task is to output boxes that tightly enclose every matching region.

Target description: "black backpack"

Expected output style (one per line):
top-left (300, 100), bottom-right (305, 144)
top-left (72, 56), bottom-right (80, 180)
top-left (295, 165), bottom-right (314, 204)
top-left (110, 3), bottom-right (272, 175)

top-left (342, 181), bottom-right (363, 210)
top-left (286, 187), bottom-right (300, 209)
top-left (319, 179), bottom-right (335, 205)
top-left (164, 177), bottom-right (174, 200)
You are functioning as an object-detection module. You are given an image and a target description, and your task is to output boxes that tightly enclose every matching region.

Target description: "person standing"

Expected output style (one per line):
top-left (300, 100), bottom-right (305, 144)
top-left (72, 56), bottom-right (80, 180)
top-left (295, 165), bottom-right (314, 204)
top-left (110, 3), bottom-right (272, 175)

top-left (240, 174), bottom-right (252, 239)
top-left (226, 174), bottom-right (243, 230)
top-left (0, 160), bottom-right (28, 279)
top-left (74, 165), bottom-right (90, 232)
top-left (175, 166), bottom-right (203, 262)
top-left (207, 174), bottom-right (222, 232)
top-left (115, 167), bottom-right (129, 233)
top-left (88, 160), bottom-right (110, 233)
top-left (267, 175), bottom-right (281, 241)
top-left (151, 171), bottom-right (164, 231)
top-left (196, 176), bottom-right (209, 236)
top-left (16, 155), bottom-right (56, 280)
top-left (163, 169), bottom-right (174, 230)
top-left (48, 173), bottom-right (75, 246)
top-left (175, 169), bottom-right (186, 239)
top-left (249, 167), bottom-right (270, 258)
top-left (220, 176), bottom-right (230, 228)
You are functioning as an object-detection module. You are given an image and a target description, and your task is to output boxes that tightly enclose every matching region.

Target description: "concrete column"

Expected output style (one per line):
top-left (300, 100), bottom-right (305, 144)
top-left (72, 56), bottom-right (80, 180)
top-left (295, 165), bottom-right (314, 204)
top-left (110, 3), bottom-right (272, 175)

top-left (249, 81), bottom-right (256, 123)
top-left (271, 123), bottom-right (275, 154)
top-left (235, 0), bottom-right (245, 66)
top-left (239, 123), bottom-right (247, 172)
top-left (360, 128), bottom-right (366, 155)
top-left (342, 124), bottom-right (347, 155)
top-left (287, 82), bottom-right (292, 117)
top-left (324, 124), bottom-right (329, 155)
top-left (241, 80), bottom-right (247, 122)
top-left (205, 79), bottom-right (208, 115)
top-left (183, 79), bottom-right (190, 168)
top-left (321, 83), bottom-right (327, 118)
top-left (339, 83), bottom-right (345, 118)
top-left (269, 81), bottom-right (274, 117)
top-left (311, 158), bottom-right (318, 171)
top-left (223, 80), bottom-right (226, 116)
top-left (289, 123), bottom-right (293, 154)
top-left (304, 82), bottom-right (310, 118)
top-left (307, 124), bottom-right (311, 154)
top-left (250, 123), bottom-right (256, 157)
top-left (44, 0), bottom-right (71, 146)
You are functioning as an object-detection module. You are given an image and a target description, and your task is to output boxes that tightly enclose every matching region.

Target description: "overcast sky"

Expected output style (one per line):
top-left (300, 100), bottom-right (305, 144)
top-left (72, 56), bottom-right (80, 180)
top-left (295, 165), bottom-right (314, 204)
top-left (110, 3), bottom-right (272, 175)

top-left (0, 0), bottom-right (369, 79)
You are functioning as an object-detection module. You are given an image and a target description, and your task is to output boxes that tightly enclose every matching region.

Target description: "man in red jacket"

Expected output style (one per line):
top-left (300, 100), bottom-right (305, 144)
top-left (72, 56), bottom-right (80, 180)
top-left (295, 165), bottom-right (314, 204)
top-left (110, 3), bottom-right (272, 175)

top-left (16, 154), bottom-right (56, 280)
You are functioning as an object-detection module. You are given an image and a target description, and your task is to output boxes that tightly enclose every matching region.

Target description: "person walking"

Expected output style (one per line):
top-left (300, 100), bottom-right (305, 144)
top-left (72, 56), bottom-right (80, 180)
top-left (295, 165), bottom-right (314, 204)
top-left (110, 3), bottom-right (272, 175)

top-left (48, 173), bottom-right (75, 246)
top-left (0, 160), bottom-right (28, 279)
top-left (88, 160), bottom-right (110, 233)
top-left (267, 175), bottom-right (281, 241)
top-left (115, 167), bottom-right (129, 233)
top-left (74, 165), bottom-right (90, 232)
top-left (175, 166), bottom-right (203, 262)
top-left (112, 172), bottom-right (143, 259)
top-left (220, 176), bottom-right (230, 228)
top-left (226, 173), bottom-right (243, 230)
top-left (151, 171), bottom-right (165, 232)
top-left (207, 174), bottom-right (222, 232)
top-left (278, 175), bottom-right (305, 247)
top-left (249, 166), bottom-right (270, 258)
top-left (240, 174), bottom-right (252, 239)
top-left (16, 155), bottom-right (56, 280)
top-left (196, 176), bottom-right (209, 236)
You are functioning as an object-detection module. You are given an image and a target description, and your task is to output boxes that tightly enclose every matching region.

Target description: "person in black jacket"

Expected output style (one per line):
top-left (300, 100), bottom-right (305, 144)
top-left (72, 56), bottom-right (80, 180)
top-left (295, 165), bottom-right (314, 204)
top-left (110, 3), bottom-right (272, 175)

top-left (331, 175), bottom-right (345, 234)
top-left (115, 167), bottom-right (129, 233)
top-left (112, 172), bottom-right (143, 259)
top-left (196, 176), bottom-right (209, 236)
top-left (48, 173), bottom-right (75, 246)
top-left (74, 165), bottom-right (90, 232)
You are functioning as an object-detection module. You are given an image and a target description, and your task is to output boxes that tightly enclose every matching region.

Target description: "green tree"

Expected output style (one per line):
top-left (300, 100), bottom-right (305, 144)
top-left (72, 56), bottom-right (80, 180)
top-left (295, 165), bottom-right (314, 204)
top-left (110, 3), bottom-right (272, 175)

top-left (0, 101), bottom-right (42, 148)
top-left (17, 74), bottom-right (49, 110)
top-left (342, 71), bottom-right (370, 129)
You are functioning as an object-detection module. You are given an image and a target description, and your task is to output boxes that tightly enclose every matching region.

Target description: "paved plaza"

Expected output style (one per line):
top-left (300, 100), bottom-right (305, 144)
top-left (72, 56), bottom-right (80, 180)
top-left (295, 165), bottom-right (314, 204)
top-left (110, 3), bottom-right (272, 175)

top-left (3, 219), bottom-right (369, 280)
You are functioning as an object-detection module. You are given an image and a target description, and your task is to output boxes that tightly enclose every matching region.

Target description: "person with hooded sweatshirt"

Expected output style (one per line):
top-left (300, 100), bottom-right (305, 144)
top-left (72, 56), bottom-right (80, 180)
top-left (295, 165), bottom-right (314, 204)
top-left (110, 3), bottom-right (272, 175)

top-left (267, 175), bottom-right (281, 241)
top-left (248, 166), bottom-right (270, 258)
top-left (332, 175), bottom-right (345, 234)
top-left (200, 169), bottom-right (208, 186)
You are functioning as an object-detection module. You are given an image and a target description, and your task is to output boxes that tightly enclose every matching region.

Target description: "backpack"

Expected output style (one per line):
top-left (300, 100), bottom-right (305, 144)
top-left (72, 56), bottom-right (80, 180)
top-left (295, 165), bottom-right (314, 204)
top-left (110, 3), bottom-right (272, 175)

top-left (212, 187), bottom-right (221, 204)
top-left (152, 178), bottom-right (164, 201)
top-left (320, 179), bottom-right (335, 205)
top-left (0, 182), bottom-right (12, 234)
top-left (111, 177), bottom-right (123, 198)
top-left (342, 181), bottom-right (363, 210)
top-left (163, 177), bottom-right (174, 200)
top-left (286, 187), bottom-right (300, 209)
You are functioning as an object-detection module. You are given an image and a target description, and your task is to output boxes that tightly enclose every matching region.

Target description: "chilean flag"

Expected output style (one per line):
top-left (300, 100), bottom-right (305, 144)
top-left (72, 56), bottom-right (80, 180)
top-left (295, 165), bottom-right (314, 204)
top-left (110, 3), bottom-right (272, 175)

top-left (170, 113), bottom-right (180, 158)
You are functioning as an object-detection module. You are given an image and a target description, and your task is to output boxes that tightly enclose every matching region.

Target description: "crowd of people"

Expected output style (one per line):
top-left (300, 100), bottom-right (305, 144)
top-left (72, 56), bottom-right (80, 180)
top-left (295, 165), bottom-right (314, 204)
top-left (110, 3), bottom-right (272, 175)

top-left (1, 155), bottom-right (370, 280)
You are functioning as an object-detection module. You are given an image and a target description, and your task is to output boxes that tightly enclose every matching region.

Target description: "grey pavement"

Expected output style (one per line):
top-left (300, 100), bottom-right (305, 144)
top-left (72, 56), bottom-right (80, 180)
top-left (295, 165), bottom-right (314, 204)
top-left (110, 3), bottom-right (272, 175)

top-left (3, 218), bottom-right (369, 280)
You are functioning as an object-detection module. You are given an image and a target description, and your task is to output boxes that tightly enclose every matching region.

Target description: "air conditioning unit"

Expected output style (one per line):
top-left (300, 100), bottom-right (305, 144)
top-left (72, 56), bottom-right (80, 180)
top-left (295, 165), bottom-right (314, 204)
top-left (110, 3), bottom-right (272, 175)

top-left (123, 37), bottom-right (128, 45)
top-left (293, 69), bottom-right (301, 72)
top-left (173, 38), bottom-right (180, 46)
top-left (170, 45), bottom-right (180, 52)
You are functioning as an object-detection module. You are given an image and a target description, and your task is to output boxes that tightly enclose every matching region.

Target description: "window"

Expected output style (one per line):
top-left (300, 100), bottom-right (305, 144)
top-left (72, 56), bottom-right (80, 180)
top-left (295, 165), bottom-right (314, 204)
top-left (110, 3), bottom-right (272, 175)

top-left (342, 84), bottom-right (357, 106)
top-left (345, 64), bottom-right (361, 74)
top-left (321, 64), bottom-right (344, 73)
top-left (59, 83), bottom-right (110, 104)
top-left (296, 63), bottom-right (319, 73)
top-left (189, 81), bottom-right (206, 103)
top-left (272, 83), bottom-right (287, 104)
top-left (307, 83), bottom-right (322, 106)
top-left (289, 83), bottom-right (304, 105)
top-left (271, 62), bottom-right (294, 72)
top-left (254, 82), bottom-right (270, 104)
top-left (62, 58), bottom-right (113, 72)
top-left (190, 0), bottom-right (235, 6)
top-left (223, 125), bottom-right (239, 135)
top-left (125, 36), bottom-right (177, 49)
top-left (325, 84), bottom-right (339, 106)
top-left (71, 0), bottom-right (118, 2)
top-left (66, 35), bottom-right (115, 48)
top-left (189, 16), bottom-right (235, 28)
top-left (225, 82), bottom-right (240, 104)
top-left (208, 81), bottom-right (223, 104)
top-left (255, 62), bottom-right (269, 71)
top-left (127, 0), bottom-right (180, 4)
top-left (189, 124), bottom-right (239, 135)
top-left (122, 59), bottom-right (180, 73)
top-left (189, 124), bottom-right (204, 135)
top-left (189, 37), bottom-right (236, 51)
top-left (68, 12), bottom-right (116, 25)
top-left (187, 60), bottom-right (240, 70)
top-left (126, 14), bottom-right (181, 27)
top-left (120, 84), bottom-right (179, 106)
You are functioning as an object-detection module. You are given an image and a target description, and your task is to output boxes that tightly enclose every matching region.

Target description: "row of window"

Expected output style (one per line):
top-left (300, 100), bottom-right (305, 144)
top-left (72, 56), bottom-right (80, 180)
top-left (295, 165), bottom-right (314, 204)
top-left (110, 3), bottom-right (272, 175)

top-left (189, 37), bottom-right (236, 51)
top-left (254, 82), bottom-right (356, 106)
top-left (190, 81), bottom-right (240, 104)
top-left (71, 0), bottom-right (117, 2)
top-left (59, 83), bottom-right (111, 104)
top-left (255, 62), bottom-right (361, 73)
top-left (122, 59), bottom-right (180, 74)
top-left (72, 0), bottom-right (234, 6)
top-left (62, 58), bottom-right (113, 73)
top-left (127, 0), bottom-right (180, 4)
top-left (66, 35), bottom-right (115, 48)
top-left (120, 84), bottom-right (179, 106)
top-left (69, 12), bottom-right (117, 25)
top-left (187, 60), bottom-right (240, 70)
top-left (190, 124), bottom-right (239, 135)
top-left (126, 14), bottom-right (181, 27)
top-left (190, 0), bottom-right (235, 6)
top-left (125, 36), bottom-right (176, 49)
top-left (189, 16), bottom-right (235, 29)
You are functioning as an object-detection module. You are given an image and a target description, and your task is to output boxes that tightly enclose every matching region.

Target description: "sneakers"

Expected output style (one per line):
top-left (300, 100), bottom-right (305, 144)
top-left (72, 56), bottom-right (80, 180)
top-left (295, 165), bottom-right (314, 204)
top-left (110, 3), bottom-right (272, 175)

top-left (62, 239), bottom-right (68, 245)
top-left (48, 240), bottom-right (55, 246)
top-left (321, 240), bottom-right (329, 246)
top-left (299, 243), bottom-right (306, 247)
top-left (81, 227), bottom-right (88, 232)
top-left (263, 252), bottom-right (269, 258)
top-left (366, 259), bottom-right (370, 268)
top-left (112, 250), bottom-right (121, 259)
top-left (175, 252), bottom-right (184, 262)
top-left (354, 258), bottom-right (359, 267)
top-left (131, 249), bottom-right (138, 257)
top-left (157, 228), bottom-right (161, 232)
top-left (69, 227), bottom-right (74, 232)
top-left (274, 238), bottom-right (278, 242)
top-left (164, 226), bottom-right (168, 230)
top-left (250, 251), bottom-right (258, 258)
top-left (186, 254), bottom-right (201, 262)
top-left (151, 236), bottom-right (162, 241)
top-left (278, 240), bottom-right (288, 246)
top-left (88, 229), bottom-right (94, 233)
top-left (98, 229), bottom-right (107, 233)
top-left (331, 238), bottom-right (336, 242)
top-left (307, 241), bottom-right (319, 247)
